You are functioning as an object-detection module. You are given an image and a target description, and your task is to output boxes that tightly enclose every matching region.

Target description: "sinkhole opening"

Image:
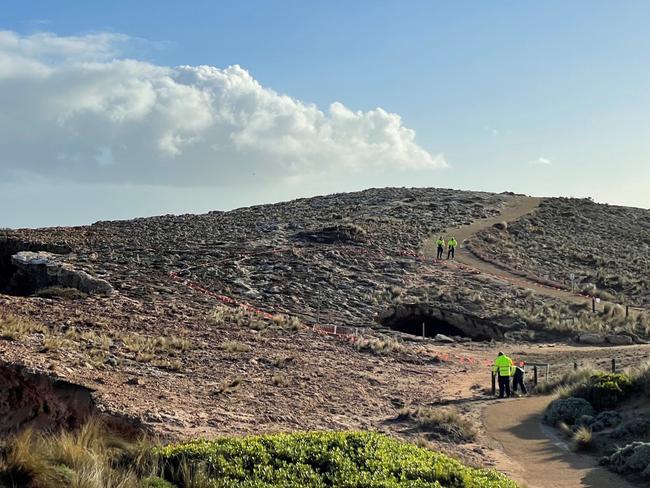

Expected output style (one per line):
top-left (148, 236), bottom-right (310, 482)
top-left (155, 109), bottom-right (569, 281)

top-left (381, 311), bottom-right (468, 338)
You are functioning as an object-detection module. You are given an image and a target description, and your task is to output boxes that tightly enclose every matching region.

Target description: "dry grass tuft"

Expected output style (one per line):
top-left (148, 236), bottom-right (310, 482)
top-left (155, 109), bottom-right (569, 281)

top-left (221, 340), bottom-right (251, 353)
top-left (0, 314), bottom-right (46, 340)
top-left (397, 406), bottom-right (477, 442)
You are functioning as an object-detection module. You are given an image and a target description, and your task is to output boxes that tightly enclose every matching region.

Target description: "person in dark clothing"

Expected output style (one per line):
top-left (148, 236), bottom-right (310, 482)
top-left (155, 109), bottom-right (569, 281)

top-left (512, 361), bottom-right (528, 395)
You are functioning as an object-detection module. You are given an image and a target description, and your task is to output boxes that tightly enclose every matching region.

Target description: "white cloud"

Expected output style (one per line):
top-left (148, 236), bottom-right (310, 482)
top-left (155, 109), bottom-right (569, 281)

top-left (528, 157), bottom-right (552, 166)
top-left (0, 30), bottom-right (443, 186)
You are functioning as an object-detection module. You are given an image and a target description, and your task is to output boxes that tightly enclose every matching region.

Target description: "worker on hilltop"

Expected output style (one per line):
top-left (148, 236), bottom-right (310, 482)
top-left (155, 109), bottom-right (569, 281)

top-left (447, 236), bottom-right (458, 260)
top-left (436, 236), bottom-right (445, 260)
top-left (492, 352), bottom-right (514, 398)
top-left (512, 360), bottom-right (528, 395)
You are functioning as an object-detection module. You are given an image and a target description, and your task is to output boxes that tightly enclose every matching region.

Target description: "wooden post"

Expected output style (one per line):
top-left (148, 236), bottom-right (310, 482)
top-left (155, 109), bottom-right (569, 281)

top-left (612, 358), bottom-right (616, 373)
top-left (491, 372), bottom-right (496, 395)
top-left (533, 366), bottom-right (538, 386)
top-left (422, 322), bottom-right (425, 338)
top-left (592, 297), bottom-right (596, 313)
top-left (574, 362), bottom-right (578, 371)
top-left (546, 364), bottom-right (550, 382)
top-left (626, 305), bottom-right (629, 318)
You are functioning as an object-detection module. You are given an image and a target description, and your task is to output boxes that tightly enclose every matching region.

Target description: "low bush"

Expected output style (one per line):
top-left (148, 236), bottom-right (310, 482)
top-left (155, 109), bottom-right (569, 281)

top-left (601, 442), bottom-right (650, 480)
top-left (158, 431), bottom-right (518, 487)
top-left (0, 426), bottom-right (520, 487)
top-left (545, 397), bottom-right (594, 426)
top-left (572, 373), bottom-right (633, 411)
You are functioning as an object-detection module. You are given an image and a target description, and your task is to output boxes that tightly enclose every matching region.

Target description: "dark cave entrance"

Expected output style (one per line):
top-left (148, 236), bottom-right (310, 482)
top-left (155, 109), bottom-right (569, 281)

top-left (381, 311), bottom-right (468, 339)
top-left (0, 238), bottom-right (71, 296)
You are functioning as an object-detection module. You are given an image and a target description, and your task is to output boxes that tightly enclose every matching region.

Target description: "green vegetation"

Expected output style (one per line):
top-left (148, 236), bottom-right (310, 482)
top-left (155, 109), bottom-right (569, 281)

top-left (158, 431), bottom-right (517, 487)
top-left (571, 373), bottom-right (633, 411)
top-left (0, 425), bottom-right (518, 488)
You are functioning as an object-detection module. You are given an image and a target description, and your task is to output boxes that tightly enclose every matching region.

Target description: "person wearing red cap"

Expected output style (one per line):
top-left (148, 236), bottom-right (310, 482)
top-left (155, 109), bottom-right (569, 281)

top-left (512, 360), bottom-right (528, 395)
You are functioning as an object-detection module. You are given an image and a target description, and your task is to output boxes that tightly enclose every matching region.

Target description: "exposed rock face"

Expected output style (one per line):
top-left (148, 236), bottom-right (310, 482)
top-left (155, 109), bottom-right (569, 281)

top-left (0, 361), bottom-right (94, 435)
top-left (10, 251), bottom-right (113, 296)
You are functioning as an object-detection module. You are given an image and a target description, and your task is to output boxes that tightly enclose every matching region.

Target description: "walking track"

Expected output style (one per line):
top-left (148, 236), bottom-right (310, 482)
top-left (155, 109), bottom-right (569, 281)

top-left (484, 397), bottom-right (637, 488)
top-left (421, 195), bottom-right (644, 488)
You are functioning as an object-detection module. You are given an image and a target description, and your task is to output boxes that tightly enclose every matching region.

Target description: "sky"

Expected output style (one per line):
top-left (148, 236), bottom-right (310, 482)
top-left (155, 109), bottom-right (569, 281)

top-left (1, 1), bottom-right (649, 228)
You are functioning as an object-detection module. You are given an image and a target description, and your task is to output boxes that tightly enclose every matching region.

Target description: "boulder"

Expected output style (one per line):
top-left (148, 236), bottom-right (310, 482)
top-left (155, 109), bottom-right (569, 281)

top-left (579, 333), bottom-right (605, 345)
top-left (606, 334), bottom-right (634, 346)
top-left (11, 251), bottom-right (113, 296)
top-left (493, 221), bottom-right (508, 230)
top-left (545, 397), bottom-right (594, 426)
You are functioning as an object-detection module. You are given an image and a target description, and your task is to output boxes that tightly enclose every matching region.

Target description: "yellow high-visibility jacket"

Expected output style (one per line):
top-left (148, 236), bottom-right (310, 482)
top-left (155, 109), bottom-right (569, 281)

top-left (493, 355), bottom-right (514, 377)
top-left (448, 238), bottom-right (458, 249)
top-left (436, 239), bottom-right (445, 247)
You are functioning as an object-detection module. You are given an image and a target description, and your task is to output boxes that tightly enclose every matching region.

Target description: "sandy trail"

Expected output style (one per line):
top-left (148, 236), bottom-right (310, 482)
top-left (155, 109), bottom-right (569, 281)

top-left (484, 396), bottom-right (637, 488)
top-left (423, 195), bottom-right (644, 314)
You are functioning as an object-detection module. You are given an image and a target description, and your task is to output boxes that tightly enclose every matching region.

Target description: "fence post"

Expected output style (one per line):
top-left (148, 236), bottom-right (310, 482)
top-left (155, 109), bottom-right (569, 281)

top-left (546, 364), bottom-right (550, 382)
top-left (592, 297), bottom-right (596, 313)
top-left (422, 322), bottom-right (425, 338)
top-left (626, 305), bottom-right (629, 318)
top-left (491, 372), bottom-right (496, 395)
top-left (533, 366), bottom-right (538, 386)
top-left (612, 358), bottom-right (616, 373)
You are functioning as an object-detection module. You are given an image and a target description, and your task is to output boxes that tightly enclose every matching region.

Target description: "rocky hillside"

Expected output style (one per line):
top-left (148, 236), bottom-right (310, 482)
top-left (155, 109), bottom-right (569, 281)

top-left (1, 187), bottom-right (649, 469)
top-left (466, 198), bottom-right (650, 307)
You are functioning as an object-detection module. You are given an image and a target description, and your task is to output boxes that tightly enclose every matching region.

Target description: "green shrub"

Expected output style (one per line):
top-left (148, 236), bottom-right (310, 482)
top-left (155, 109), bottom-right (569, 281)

top-left (573, 373), bottom-right (632, 411)
top-left (158, 431), bottom-right (519, 487)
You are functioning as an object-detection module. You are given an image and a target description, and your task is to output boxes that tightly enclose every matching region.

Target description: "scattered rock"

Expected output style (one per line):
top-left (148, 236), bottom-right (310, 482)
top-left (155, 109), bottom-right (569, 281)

top-left (434, 334), bottom-right (455, 343)
top-left (605, 334), bottom-right (634, 346)
top-left (493, 221), bottom-right (508, 230)
top-left (579, 333), bottom-right (605, 345)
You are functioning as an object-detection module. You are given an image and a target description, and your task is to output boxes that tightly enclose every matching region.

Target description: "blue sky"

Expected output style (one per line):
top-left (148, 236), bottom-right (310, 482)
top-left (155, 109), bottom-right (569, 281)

top-left (1, 1), bottom-right (649, 227)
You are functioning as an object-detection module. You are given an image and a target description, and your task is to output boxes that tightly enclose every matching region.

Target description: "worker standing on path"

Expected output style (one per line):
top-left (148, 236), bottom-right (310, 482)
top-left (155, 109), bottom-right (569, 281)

top-left (512, 361), bottom-right (528, 395)
top-left (436, 236), bottom-right (445, 260)
top-left (493, 352), bottom-right (514, 398)
top-left (447, 237), bottom-right (458, 259)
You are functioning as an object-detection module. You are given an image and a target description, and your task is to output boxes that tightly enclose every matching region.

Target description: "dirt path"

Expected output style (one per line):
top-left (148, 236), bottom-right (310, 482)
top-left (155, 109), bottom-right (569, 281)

top-left (484, 396), bottom-right (637, 488)
top-left (423, 196), bottom-right (645, 313)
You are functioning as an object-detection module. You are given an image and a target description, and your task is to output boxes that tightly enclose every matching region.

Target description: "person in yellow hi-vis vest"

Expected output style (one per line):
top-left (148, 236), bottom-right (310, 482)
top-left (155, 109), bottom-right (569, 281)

top-left (492, 352), bottom-right (514, 398)
top-left (435, 236), bottom-right (445, 259)
top-left (447, 237), bottom-right (458, 260)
